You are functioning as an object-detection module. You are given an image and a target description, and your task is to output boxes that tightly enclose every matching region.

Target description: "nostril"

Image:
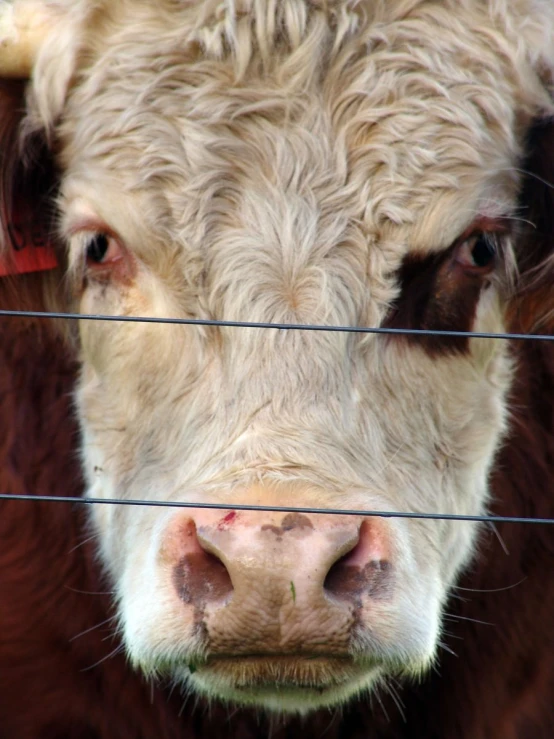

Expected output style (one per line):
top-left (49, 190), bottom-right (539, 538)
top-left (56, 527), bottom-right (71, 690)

top-left (324, 520), bottom-right (392, 601)
top-left (173, 550), bottom-right (233, 605)
top-left (171, 522), bottom-right (234, 605)
top-left (324, 554), bottom-right (391, 600)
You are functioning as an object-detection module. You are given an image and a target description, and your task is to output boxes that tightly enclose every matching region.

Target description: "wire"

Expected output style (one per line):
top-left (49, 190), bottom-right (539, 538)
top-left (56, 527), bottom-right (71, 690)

top-left (0, 308), bottom-right (553, 341)
top-left (1, 308), bottom-right (552, 525)
top-left (1, 493), bottom-right (553, 525)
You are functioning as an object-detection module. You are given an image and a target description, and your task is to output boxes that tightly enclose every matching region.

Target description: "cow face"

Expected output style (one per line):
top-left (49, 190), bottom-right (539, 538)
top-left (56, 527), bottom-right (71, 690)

top-left (2, 0), bottom-right (554, 714)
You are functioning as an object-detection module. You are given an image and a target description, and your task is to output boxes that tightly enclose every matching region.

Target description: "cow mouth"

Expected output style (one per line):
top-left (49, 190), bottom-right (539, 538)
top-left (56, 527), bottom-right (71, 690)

top-left (184, 654), bottom-right (383, 710)
top-left (198, 654), bottom-right (376, 690)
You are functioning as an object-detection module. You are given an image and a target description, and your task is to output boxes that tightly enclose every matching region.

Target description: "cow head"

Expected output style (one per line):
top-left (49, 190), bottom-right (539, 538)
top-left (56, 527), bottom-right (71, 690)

top-left (1, 0), bottom-right (553, 714)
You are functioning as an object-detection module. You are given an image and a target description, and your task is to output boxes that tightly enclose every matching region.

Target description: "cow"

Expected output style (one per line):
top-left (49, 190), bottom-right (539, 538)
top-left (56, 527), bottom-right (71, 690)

top-left (0, 0), bottom-right (553, 735)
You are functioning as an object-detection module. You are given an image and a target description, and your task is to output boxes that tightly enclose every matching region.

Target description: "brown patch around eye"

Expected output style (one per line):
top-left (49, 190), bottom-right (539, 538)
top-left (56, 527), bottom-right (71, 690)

top-left (384, 245), bottom-right (487, 356)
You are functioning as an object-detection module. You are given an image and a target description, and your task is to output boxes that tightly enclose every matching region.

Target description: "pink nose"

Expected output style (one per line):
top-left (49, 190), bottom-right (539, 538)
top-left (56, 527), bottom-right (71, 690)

top-left (162, 509), bottom-right (392, 654)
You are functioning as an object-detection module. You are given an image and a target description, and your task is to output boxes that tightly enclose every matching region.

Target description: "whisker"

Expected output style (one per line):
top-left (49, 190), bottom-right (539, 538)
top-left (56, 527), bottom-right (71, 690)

top-left (373, 684), bottom-right (390, 723)
top-left (502, 166), bottom-right (554, 190)
top-left (384, 678), bottom-right (406, 722)
top-left (447, 592), bottom-right (469, 603)
top-left (430, 660), bottom-right (442, 677)
top-left (178, 688), bottom-right (194, 717)
top-left (225, 705), bottom-right (242, 723)
top-left (498, 214), bottom-right (537, 228)
top-left (453, 577), bottom-right (526, 594)
top-left (69, 615), bottom-right (117, 642)
top-left (164, 680), bottom-right (177, 705)
top-left (67, 534), bottom-right (97, 554)
top-left (80, 644), bottom-right (125, 672)
top-left (444, 613), bottom-right (495, 627)
top-left (487, 522), bottom-right (510, 556)
top-left (438, 641), bottom-right (458, 658)
top-left (320, 709), bottom-right (342, 737)
top-left (64, 585), bottom-right (115, 596)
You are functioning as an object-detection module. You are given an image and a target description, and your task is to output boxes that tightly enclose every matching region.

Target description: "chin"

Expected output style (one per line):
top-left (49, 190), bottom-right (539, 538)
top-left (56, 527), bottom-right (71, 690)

top-left (171, 656), bottom-right (390, 714)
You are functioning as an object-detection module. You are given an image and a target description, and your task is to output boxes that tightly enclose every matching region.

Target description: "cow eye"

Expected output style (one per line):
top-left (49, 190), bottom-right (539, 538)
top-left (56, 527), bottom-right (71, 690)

top-left (86, 233), bottom-right (109, 263)
top-left (455, 233), bottom-right (496, 273)
top-left (85, 233), bottom-right (120, 265)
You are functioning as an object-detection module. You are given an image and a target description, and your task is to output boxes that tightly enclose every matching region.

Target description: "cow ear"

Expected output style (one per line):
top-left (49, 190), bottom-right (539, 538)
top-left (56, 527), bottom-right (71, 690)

top-left (0, 76), bottom-right (67, 320)
top-left (510, 120), bottom-right (554, 335)
top-left (0, 2), bottom-right (68, 320)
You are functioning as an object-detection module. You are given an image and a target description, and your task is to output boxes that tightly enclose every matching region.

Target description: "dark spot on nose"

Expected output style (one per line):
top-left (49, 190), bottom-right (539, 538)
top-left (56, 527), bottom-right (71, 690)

top-left (261, 514), bottom-right (314, 539)
top-left (281, 513), bottom-right (314, 531)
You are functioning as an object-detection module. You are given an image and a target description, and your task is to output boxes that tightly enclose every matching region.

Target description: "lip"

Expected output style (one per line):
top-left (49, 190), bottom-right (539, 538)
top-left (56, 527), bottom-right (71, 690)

top-left (199, 655), bottom-right (370, 689)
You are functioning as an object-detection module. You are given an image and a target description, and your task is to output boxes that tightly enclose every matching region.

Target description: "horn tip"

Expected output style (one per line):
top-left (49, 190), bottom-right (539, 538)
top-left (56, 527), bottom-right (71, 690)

top-left (0, 1), bottom-right (51, 78)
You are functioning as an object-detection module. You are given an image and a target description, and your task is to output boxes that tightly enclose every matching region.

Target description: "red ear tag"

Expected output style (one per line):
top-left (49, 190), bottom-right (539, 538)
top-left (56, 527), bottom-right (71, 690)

top-left (0, 218), bottom-right (59, 277)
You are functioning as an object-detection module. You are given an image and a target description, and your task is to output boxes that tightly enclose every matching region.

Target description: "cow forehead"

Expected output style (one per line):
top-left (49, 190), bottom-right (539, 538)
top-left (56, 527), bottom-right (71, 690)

top-left (57, 0), bottom-right (540, 281)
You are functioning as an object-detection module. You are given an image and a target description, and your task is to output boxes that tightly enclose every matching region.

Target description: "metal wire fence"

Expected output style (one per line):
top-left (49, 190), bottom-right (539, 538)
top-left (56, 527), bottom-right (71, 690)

top-left (1, 306), bottom-right (553, 525)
